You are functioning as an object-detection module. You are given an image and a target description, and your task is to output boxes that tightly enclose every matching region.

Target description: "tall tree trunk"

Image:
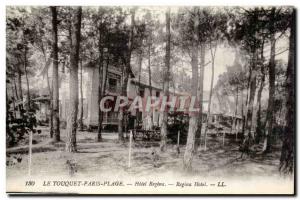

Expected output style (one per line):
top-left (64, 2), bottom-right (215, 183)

top-left (79, 59), bottom-right (84, 131)
top-left (97, 44), bottom-right (109, 142)
top-left (194, 44), bottom-right (205, 151)
top-left (13, 76), bottom-right (19, 100)
top-left (241, 88), bottom-right (245, 134)
top-left (46, 65), bottom-right (53, 138)
top-left (10, 82), bottom-right (17, 118)
top-left (183, 43), bottom-right (199, 170)
top-left (242, 66), bottom-right (252, 136)
top-left (41, 47), bottom-right (53, 137)
top-left (232, 86), bottom-right (239, 141)
top-left (17, 67), bottom-right (23, 101)
top-left (148, 43), bottom-right (153, 128)
top-left (183, 11), bottom-right (199, 171)
top-left (97, 41), bottom-right (104, 142)
top-left (23, 47), bottom-right (30, 112)
top-left (51, 6), bottom-right (60, 142)
top-left (11, 77), bottom-right (17, 118)
top-left (203, 43), bottom-right (216, 151)
top-left (160, 8), bottom-right (171, 152)
top-left (138, 50), bottom-right (142, 85)
top-left (254, 40), bottom-right (265, 144)
top-left (263, 9), bottom-right (276, 153)
top-left (136, 49), bottom-right (142, 127)
top-left (16, 66), bottom-right (23, 113)
top-left (118, 9), bottom-right (135, 142)
top-left (65, 7), bottom-right (82, 152)
top-left (244, 51), bottom-right (258, 140)
top-left (279, 9), bottom-right (295, 175)
top-left (97, 28), bottom-right (104, 142)
top-left (102, 49), bottom-right (109, 96)
top-left (255, 64), bottom-right (265, 144)
top-left (102, 49), bottom-right (109, 98)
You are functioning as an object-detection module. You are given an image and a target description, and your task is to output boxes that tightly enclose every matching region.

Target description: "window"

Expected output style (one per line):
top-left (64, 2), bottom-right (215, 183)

top-left (108, 78), bottom-right (117, 92)
top-left (156, 91), bottom-right (160, 97)
top-left (107, 111), bottom-right (118, 123)
top-left (139, 89), bottom-right (145, 97)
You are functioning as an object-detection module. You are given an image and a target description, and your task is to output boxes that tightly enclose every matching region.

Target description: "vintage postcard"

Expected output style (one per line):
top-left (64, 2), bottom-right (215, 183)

top-left (6, 5), bottom-right (295, 195)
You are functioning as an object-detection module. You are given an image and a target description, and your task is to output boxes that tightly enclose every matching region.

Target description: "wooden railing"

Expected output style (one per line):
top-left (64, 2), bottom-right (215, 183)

top-left (102, 116), bottom-right (118, 124)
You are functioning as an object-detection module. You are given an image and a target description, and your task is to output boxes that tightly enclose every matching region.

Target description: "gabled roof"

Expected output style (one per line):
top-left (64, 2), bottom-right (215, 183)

top-left (32, 95), bottom-right (50, 102)
top-left (84, 59), bottom-right (135, 77)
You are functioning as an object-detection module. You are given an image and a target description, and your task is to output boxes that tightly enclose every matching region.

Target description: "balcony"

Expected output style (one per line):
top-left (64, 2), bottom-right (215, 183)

top-left (102, 112), bottom-right (119, 124)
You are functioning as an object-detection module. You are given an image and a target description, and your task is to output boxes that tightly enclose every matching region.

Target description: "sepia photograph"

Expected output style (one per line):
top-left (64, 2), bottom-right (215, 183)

top-left (5, 5), bottom-right (295, 195)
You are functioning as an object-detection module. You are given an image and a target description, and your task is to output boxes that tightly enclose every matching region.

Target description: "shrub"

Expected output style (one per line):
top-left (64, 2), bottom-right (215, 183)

top-left (6, 99), bottom-right (40, 147)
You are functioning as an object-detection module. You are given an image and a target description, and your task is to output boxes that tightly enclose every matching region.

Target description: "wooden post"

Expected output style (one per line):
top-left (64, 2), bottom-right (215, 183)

top-left (204, 126), bottom-right (207, 151)
top-left (176, 131), bottom-right (180, 156)
top-left (177, 131), bottom-right (180, 146)
top-left (128, 130), bottom-right (133, 168)
top-left (28, 131), bottom-right (33, 176)
top-left (235, 120), bottom-right (238, 141)
top-left (134, 118), bottom-right (136, 130)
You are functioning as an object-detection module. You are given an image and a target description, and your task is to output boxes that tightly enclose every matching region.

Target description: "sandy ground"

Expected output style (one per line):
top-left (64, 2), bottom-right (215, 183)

top-left (6, 127), bottom-right (294, 194)
top-left (7, 126), bottom-right (285, 178)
